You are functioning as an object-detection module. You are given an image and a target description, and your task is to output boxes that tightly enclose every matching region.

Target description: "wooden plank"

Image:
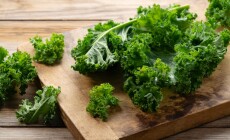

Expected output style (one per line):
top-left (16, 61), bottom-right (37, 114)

top-left (0, 0), bottom-right (207, 20)
top-left (0, 109), bottom-right (44, 127)
top-left (164, 128), bottom-right (230, 140)
top-left (0, 21), bottom-right (99, 42)
top-left (18, 27), bottom-right (230, 140)
top-left (1, 109), bottom-right (229, 128)
top-left (0, 128), bottom-right (229, 140)
top-left (0, 128), bottom-right (74, 140)
top-left (201, 116), bottom-right (230, 128)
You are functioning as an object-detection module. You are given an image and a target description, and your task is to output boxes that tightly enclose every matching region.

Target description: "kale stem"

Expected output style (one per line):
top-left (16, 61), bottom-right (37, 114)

top-left (169, 5), bottom-right (190, 12)
top-left (92, 19), bottom-right (136, 46)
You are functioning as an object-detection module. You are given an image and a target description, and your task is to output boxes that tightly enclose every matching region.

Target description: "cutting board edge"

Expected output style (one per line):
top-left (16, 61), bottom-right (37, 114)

top-left (120, 100), bottom-right (230, 140)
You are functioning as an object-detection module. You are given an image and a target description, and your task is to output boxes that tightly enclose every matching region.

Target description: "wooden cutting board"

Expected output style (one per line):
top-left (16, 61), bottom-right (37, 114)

top-left (18, 1), bottom-right (230, 140)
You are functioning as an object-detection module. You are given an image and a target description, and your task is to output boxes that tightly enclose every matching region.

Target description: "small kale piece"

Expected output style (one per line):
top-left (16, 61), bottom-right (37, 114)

top-left (0, 49), bottom-right (37, 105)
top-left (16, 86), bottom-right (61, 124)
top-left (30, 33), bottom-right (65, 65)
top-left (86, 83), bottom-right (119, 121)
top-left (206, 0), bottom-right (230, 28)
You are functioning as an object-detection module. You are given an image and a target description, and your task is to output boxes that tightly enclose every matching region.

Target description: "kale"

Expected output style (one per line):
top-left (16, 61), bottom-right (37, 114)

top-left (71, 4), bottom-right (230, 113)
top-left (16, 86), bottom-right (60, 124)
top-left (71, 20), bottom-right (133, 74)
top-left (30, 33), bottom-right (65, 65)
top-left (206, 0), bottom-right (230, 28)
top-left (86, 83), bottom-right (119, 121)
top-left (0, 47), bottom-right (37, 105)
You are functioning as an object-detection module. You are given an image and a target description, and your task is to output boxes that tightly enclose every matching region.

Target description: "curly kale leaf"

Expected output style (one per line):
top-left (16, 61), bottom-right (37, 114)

top-left (173, 22), bottom-right (230, 94)
top-left (124, 59), bottom-right (170, 112)
top-left (120, 33), bottom-right (153, 72)
top-left (16, 86), bottom-right (61, 124)
top-left (134, 4), bottom-right (197, 50)
top-left (71, 5), bottom-right (194, 74)
top-left (71, 20), bottom-right (134, 74)
top-left (30, 33), bottom-right (65, 65)
top-left (86, 83), bottom-right (119, 121)
top-left (0, 49), bottom-right (37, 105)
top-left (4, 51), bottom-right (37, 95)
top-left (206, 0), bottom-right (230, 28)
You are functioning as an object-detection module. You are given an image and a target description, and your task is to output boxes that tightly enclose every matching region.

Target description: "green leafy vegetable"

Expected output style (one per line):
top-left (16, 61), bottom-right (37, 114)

top-left (173, 22), bottom-right (230, 94)
top-left (71, 20), bottom-right (133, 74)
top-left (206, 0), bottom-right (230, 28)
top-left (124, 59), bottom-right (170, 112)
top-left (86, 83), bottom-right (119, 121)
top-left (72, 4), bottom-right (230, 113)
top-left (0, 47), bottom-right (8, 63)
top-left (134, 4), bottom-right (197, 50)
top-left (30, 33), bottom-right (65, 65)
top-left (0, 48), bottom-right (37, 105)
top-left (16, 86), bottom-right (61, 124)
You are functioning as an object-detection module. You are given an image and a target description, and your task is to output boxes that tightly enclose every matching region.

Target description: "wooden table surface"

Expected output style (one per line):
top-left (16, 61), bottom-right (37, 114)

top-left (0, 0), bottom-right (229, 139)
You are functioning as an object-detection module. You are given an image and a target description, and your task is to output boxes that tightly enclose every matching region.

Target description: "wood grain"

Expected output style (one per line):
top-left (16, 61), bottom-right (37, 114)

top-left (0, 128), bottom-right (74, 140)
top-left (0, 0), bottom-right (208, 20)
top-left (201, 116), bottom-right (230, 128)
top-left (0, 21), bottom-right (99, 42)
top-left (164, 128), bottom-right (230, 140)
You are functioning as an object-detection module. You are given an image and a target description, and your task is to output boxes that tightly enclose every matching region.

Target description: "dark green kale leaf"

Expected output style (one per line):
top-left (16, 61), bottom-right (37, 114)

top-left (120, 5), bottom-right (197, 111)
top-left (4, 51), bottom-right (37, 95)
top-left (122, 6), bottom-right (230, 111)
top-left (173, 22), bottom-right (230, 94)
top-left (71, 20), bottom-right (134, 74)
top-left (16, 86), bottom-right (61, 124)
top-left (124, 59), bottom-right (170, 112)
top-left (134, 4), bottom-right (197, 50)
top-left (206, 0), bottom-right (230, 28)
top-left (30, 33), bottom-right (65, 65)
top-left (120, 33), bottom-right (153, 72)
top-left (0, 49), bottom-right (37, 105)
top-left (86, 83), bottom-right (119, 121)
top-left (71, 4), bottom-right (195, 75)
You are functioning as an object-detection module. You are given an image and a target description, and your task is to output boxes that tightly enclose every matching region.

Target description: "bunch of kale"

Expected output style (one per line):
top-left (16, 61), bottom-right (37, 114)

top-left (71, 4), bottom-right (230, 112)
